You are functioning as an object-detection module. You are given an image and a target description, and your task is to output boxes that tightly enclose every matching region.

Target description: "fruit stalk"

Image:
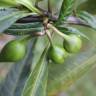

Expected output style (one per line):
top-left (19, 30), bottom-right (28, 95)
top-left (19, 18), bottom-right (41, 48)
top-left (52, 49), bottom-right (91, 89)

top-left (46, 30), bottom-right (53, 47)
top-left (47, 23), bottom-right (69, 39)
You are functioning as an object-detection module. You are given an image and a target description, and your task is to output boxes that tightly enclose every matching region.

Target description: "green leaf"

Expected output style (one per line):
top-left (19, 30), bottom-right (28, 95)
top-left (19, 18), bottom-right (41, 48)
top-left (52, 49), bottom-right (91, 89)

top-left (0, 0), bottom-right (40, 14)
top-left (10, 22), bottom-right (43, 29)
top-left (58, 0), bottom-right (74, 23)
top-left (4, 27), bottom-right (44, 35)
top-left (0, 0), bottom-right (18, 7)
top-left (0, 8), bottom-right (31, 33)
top-left (77, 11), bottom-right (96, 30)
top-left (57, 26), bottom-right (89, 40)
top-left (22, 45), bottom-right (49, 96)
top-left (16, 0), bottom-right (42, 14)
top-left (4, 22), bottom-right (44, 35)
top-left (36, 67), bottom-right (48, 96)
top-left (48, 0), bottom-right (63, 18)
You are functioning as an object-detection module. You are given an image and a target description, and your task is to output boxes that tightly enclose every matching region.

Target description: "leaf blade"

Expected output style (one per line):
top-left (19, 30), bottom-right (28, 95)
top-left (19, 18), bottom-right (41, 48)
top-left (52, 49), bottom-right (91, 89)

top-left (0, 40), bottom-right (34, 96)
top-left (0, 8), bottom-right (31, 33)
top-left (22, 45), bottom-right (49, 96)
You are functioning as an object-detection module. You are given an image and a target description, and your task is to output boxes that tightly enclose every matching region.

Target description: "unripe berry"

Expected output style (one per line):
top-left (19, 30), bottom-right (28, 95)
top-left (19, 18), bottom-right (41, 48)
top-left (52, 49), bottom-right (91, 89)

top-left (0, 40), bottom-right (26, 62)
top-left (48, 45), bottom-right (68, 64)
top-left (63, 34), bottom-right (82, 53)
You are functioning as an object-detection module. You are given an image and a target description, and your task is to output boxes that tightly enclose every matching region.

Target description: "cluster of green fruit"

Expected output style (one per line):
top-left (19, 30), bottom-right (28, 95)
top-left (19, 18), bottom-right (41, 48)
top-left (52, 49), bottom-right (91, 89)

top-left (0, 0), bottom-right (82, 64)
top-left (47, 34), bottom-right (82, 64)
top-left (0, 28), bottom-right (82, 63)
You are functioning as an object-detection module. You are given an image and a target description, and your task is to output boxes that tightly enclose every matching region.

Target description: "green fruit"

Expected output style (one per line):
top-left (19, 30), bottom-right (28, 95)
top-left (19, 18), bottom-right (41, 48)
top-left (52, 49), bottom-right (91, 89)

top-left (63, 34), bottom-right (82, 53)
top-left (0, 40), bottom-right (26, 62)
top-left (48, 45), bottom-right (68, 64)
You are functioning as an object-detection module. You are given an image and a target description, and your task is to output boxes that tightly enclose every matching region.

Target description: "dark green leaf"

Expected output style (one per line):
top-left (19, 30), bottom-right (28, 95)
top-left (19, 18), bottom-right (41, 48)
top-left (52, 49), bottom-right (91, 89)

top-left (0, 8), bottom-right (30, 33)
top-left (10, 22), bottom-right (43, 29)
top-left (58, 0), bottom-right (74, 23)
top-left (4, 22), bottom-right (44, 35)
top-left (77, 11), bottom-right (96, 30)
top-left (57, 26), bottom-right (89, 40)
top-left (22, 45), bottom-right (49, 96)
top-left (4, 27), bottom-right (44, 35)
top-left (37, 67), bottom-right (48, 96)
